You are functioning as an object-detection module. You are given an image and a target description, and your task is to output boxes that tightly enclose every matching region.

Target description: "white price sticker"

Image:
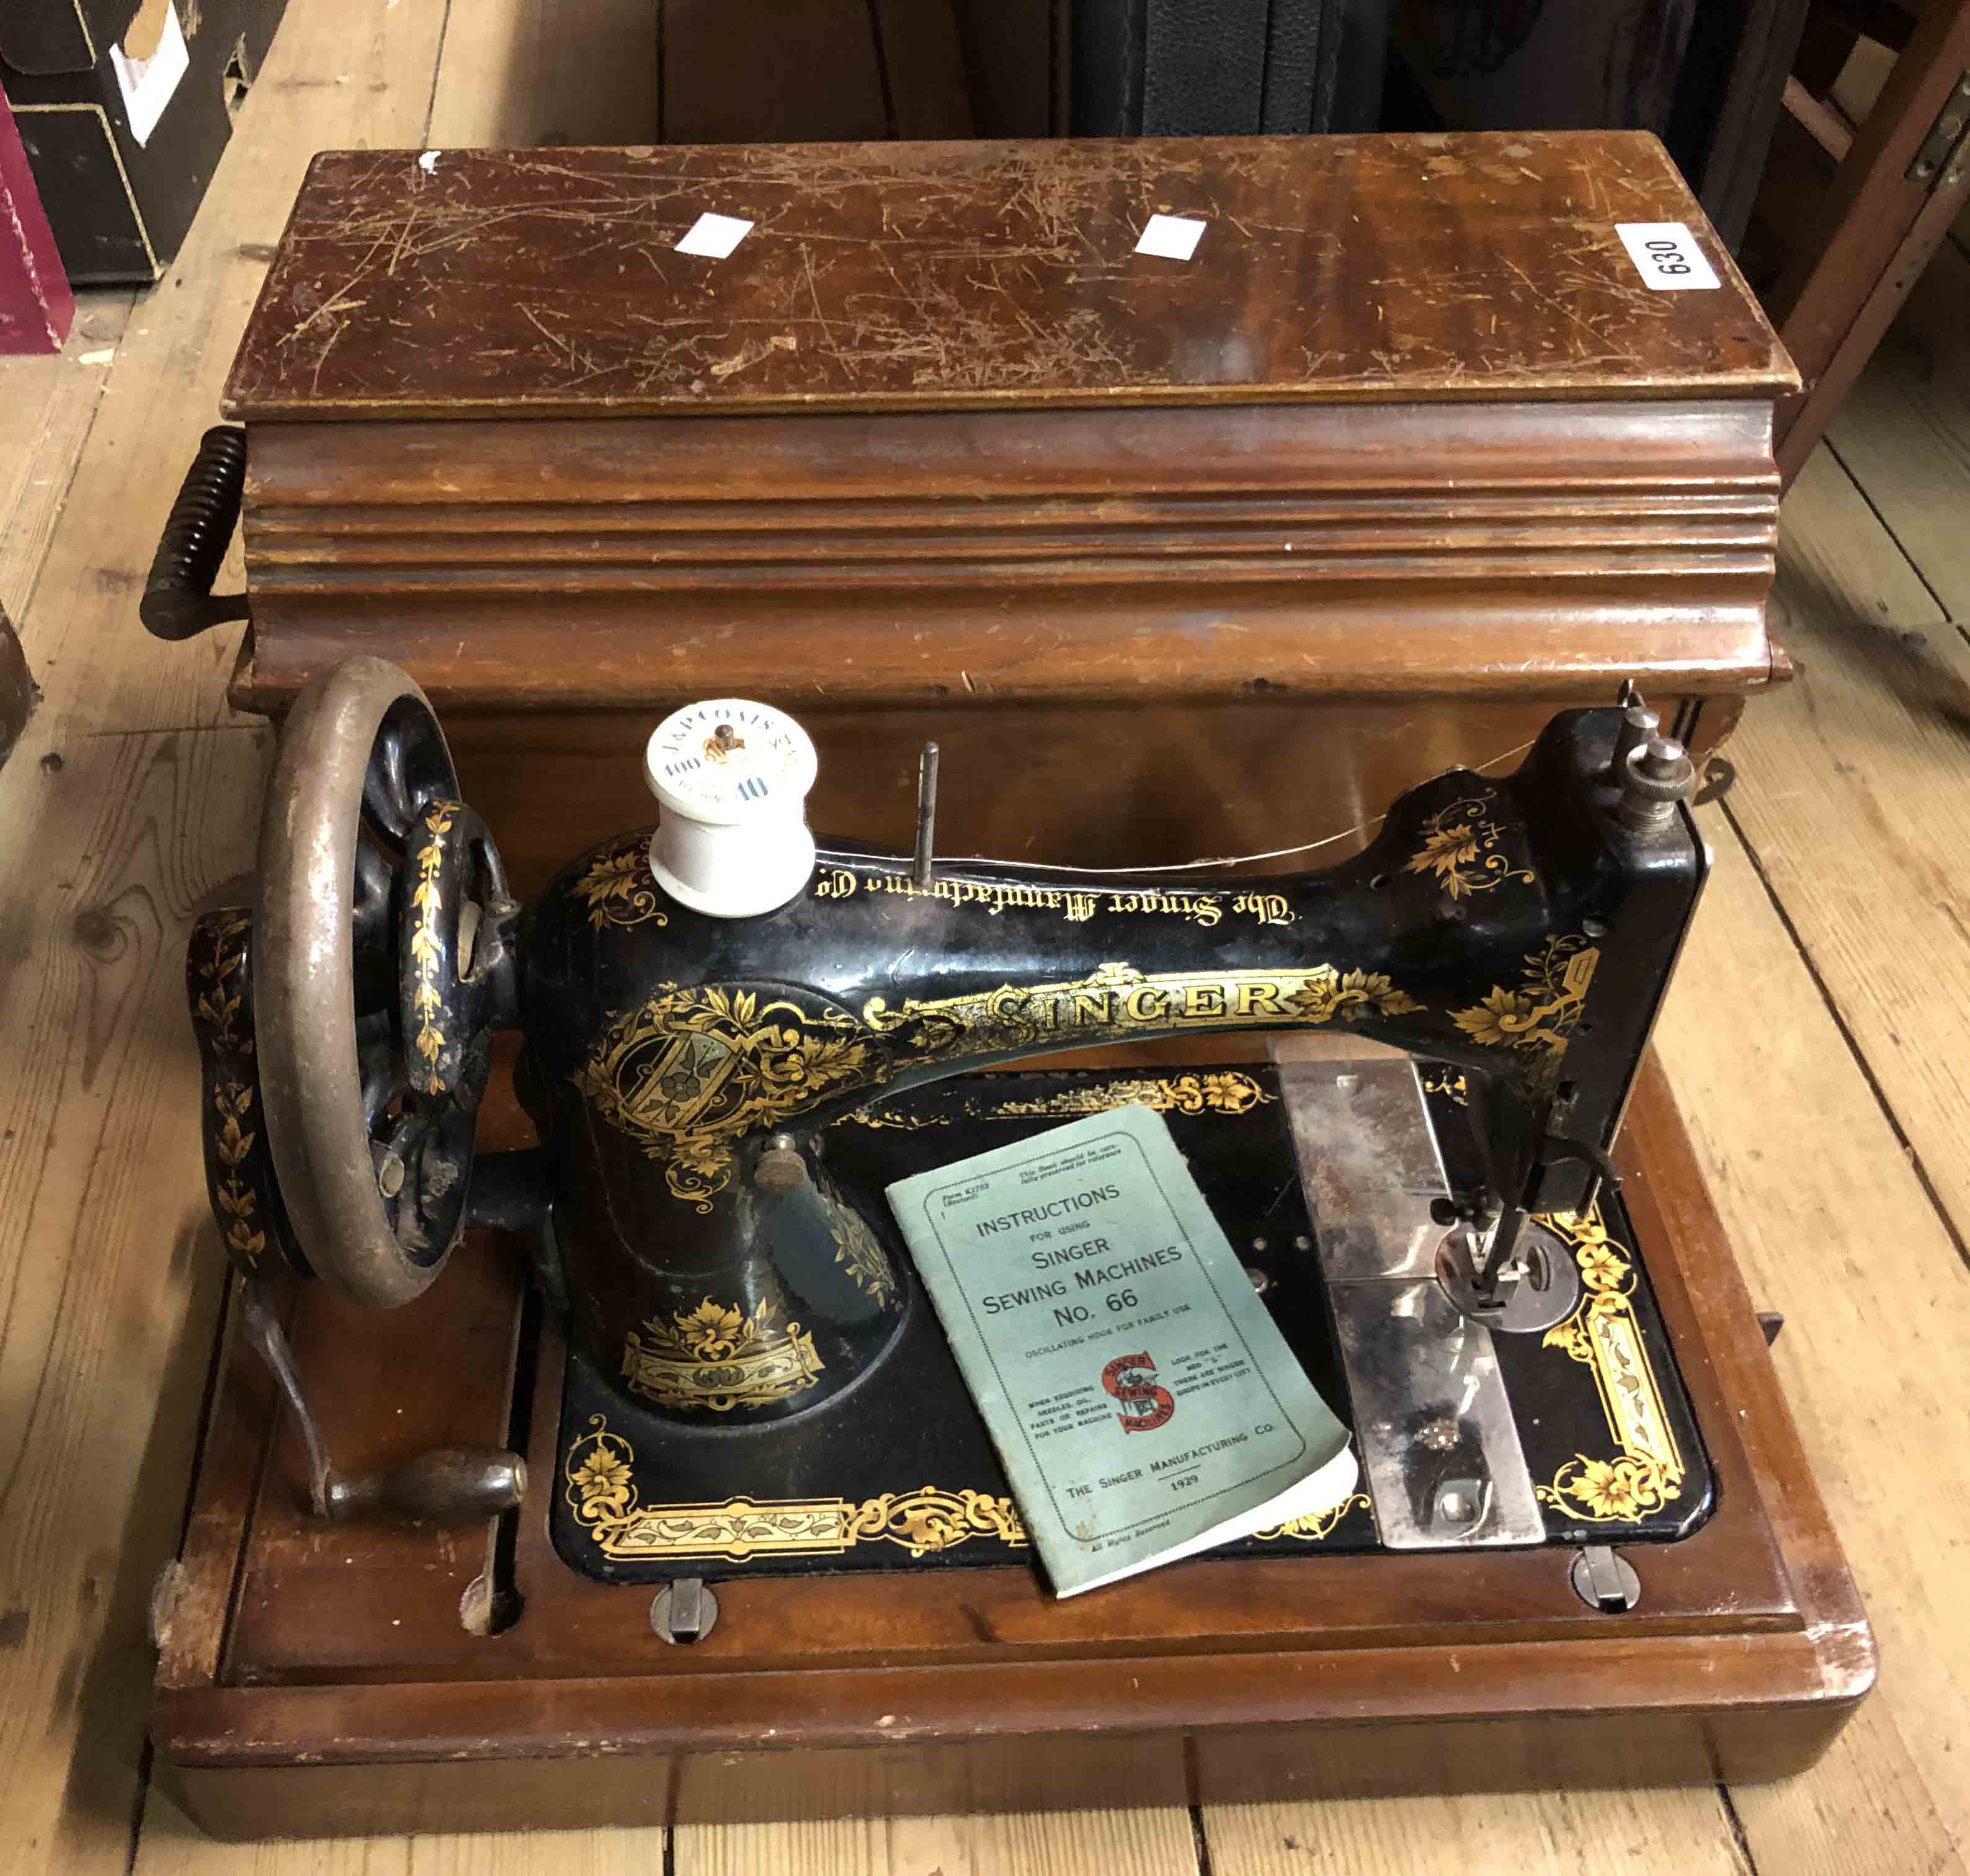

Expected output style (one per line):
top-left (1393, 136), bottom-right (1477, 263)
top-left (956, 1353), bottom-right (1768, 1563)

top-left (675, 213), bottom-right (754, 260)
top-left (109, 2), bottom-right (189, 148)
top-left (1134, 214), bottom-right (1208, 261)
top-left (1616, 223), bottom-right (1721, 292)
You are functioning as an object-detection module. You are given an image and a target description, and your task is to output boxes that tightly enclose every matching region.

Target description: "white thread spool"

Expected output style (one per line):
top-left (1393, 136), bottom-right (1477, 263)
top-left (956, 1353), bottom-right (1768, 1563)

top-left (643, 699), bottom-right (818, 918)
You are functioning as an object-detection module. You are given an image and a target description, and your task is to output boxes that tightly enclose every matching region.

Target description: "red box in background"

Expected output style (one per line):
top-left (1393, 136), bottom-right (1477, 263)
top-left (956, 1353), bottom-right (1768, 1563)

top-left (0, 83), bottom-right (73, 353)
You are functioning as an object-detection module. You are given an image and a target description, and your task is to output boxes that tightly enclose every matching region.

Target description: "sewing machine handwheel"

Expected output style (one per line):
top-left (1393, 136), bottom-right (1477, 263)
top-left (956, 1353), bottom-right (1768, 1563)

top-left (256, 657), bottom-right (515, 1308)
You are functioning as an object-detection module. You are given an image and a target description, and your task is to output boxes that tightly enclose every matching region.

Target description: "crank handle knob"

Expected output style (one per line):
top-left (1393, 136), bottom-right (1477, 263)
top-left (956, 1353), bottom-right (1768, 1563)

top-left (323, 1446), bottom-right (528, 1524)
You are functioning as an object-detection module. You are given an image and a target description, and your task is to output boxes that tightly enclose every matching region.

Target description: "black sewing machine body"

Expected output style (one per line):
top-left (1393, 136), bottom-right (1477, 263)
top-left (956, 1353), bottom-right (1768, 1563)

top-left (519, 709), bottom-right (1685, 1377)
top-left (187, 662), bottom-right (1713, 1585)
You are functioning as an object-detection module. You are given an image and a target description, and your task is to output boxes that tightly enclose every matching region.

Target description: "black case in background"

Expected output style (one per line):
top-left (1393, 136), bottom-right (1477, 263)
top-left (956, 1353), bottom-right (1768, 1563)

top-left (1071, 0), bottom-right (1392, 136)
top-left (2, 0), bottom-right (287, 283)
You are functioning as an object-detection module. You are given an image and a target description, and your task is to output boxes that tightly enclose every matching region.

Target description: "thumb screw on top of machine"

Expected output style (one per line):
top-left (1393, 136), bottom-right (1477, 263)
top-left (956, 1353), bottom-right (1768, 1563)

top-left (1617, 736), bottom-right (1698, 831)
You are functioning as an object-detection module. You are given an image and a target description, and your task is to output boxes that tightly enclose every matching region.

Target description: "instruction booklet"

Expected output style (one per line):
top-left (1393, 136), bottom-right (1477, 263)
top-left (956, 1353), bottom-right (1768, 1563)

top-left (886, 1104), bottom-right (1357, 1597)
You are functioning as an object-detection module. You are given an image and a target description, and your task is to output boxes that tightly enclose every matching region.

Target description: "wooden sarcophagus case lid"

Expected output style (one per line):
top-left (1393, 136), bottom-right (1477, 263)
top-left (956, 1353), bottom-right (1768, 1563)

top-left (222, 133), bottom-right (1794, 891)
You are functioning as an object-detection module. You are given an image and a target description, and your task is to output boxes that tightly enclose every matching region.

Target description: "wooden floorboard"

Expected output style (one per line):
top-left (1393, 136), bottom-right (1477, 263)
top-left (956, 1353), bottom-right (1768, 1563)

top-left (0, 2), bottom-right (451, 1871)
top-left (672, 1793), bottom-right (1204, 1876)
top-left (0, 716), bottom-right (267, 1872)
top-left (1657, 800), bottom-right (1970, 1871)
top-left (131, 1789), bottom-right (672, 1875)
top-left (0, 294), bottom-right (131, 624)
top-left (1718, 447), bottom-right (1970, 1250)
top-left (1202, 1787), bottom-right (1752, 1875)
top-left (3, 2), bottom-right (1970, 1868)
top-left (1825, 340), bottom-right (1970, 620)
top-left (427, 0), bottom-right (661, 147)
top-left (7, 0), bottom-right (451, 743)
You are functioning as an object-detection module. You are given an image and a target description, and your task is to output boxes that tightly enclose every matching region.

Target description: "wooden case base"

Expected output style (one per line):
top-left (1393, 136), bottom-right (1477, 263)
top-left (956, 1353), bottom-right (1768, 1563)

top-left (150, 1055), bottom-right (1872, 1841)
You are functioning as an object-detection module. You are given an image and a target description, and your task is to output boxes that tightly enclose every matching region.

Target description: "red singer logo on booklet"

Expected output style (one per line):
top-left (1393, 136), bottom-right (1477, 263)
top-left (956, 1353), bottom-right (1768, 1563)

top-left (1101, 1352), bottom-right (1175, 1432)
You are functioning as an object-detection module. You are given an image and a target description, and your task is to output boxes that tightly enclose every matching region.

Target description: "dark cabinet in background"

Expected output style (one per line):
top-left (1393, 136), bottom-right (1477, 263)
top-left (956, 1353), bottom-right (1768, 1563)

top-left (1069, 0), bottom-right (1389, 135)
top-left (1387, 0), bottom-right (1812, 247)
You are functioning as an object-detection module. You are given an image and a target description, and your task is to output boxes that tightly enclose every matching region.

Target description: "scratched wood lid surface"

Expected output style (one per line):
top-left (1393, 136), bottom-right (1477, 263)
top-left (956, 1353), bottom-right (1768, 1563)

top-left (224, 133), bottom-right (1795, 422)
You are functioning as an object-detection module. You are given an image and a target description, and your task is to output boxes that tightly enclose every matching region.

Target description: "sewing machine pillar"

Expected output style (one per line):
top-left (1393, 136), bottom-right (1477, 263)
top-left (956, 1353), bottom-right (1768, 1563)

top-left (548, 1122), bottom-right (911, 1425)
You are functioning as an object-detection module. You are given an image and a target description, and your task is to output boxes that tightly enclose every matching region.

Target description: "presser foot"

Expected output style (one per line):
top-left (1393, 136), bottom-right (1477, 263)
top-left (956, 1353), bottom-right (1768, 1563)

top-left (1432, 1219), bottom-right (1582, 1335)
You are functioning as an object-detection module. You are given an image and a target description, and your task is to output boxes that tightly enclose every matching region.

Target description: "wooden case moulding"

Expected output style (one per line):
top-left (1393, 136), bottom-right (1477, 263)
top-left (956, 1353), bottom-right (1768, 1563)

top-left (215, 132), bottom-right (1796, 884)
top-left (235, 399), bottom-right (1783, 709)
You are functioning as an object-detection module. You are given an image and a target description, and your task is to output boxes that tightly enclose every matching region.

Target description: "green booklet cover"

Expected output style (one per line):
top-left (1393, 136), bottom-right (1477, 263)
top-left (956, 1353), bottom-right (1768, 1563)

top-left (886, 1104), bottom-right (1356, 1597)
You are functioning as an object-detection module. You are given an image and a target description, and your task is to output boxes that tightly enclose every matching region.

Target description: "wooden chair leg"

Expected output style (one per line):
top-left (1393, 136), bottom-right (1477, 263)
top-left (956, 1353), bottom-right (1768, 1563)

top-left (1771, 0), bottom-right (1970, 481)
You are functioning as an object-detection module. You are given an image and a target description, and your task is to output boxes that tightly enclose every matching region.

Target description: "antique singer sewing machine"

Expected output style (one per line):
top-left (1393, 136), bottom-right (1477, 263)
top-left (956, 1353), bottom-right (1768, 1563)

top-left (158, 654), bottom-right (1870, 1836)
top-left (196, 655), bottom-right (1703, 1545)
top-left (145, 133), bottom-right (1868, 1838)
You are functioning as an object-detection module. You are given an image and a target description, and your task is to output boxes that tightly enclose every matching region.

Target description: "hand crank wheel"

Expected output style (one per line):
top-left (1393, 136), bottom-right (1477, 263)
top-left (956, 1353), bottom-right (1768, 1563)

top-left (256, 657), bottom-right (516, 1308)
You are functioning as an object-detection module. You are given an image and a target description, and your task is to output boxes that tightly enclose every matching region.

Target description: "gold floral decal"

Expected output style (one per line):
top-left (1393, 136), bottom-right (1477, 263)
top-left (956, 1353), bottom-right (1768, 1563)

top-left (1542, 1455), bottom-right (1674, 1524)
top-left (846, 1488), bottom-right (1026, 1556)
top-left (211, 1081), bottom-right (265, 1269)
top-left (563, 1424), bottom-right (1365, 1562)
top-left (829, 1208), bottom-right (897, 1308)
top-left (1450, 935), bottom-right (1598, 1091)
top-left (843, 1106), bottom-right (953, 1132)
top-left (577, 985), bottom-right (878, 1210)
top-left (572, 835), bottom-right (668, 931)
top-left (407, 800), bottom-right (458, 1094)
top-left (191, 909), bottom-right (252, 1052)
top-left (987, 1070), bottom-right (1278, 1120)
top-left (1287, 967), bottom-right (1423, 1022)
top-left (1419, 1065), bottom-right (1469, 1106)
top-left (566, 1417), bottom-right (638, 1523)
top-left (1252, 1490), bottom-right (1370, 1542)
top-left (191, 911), bottom-right (264, 1270)
top-left (564, 1419), bottom-right (1027, 1561)
top-left (1535, 1206), bottom-right (1684, 1524)
top-left (620, 1296), bottom-right (824, 1413)
top-left (1404, 795), bottom-right (1536, 901)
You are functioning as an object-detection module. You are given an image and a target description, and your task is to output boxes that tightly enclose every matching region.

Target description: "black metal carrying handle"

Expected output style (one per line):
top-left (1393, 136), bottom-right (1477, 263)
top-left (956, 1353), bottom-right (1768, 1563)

top-left (141, 425), bottom-right (252, 641)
